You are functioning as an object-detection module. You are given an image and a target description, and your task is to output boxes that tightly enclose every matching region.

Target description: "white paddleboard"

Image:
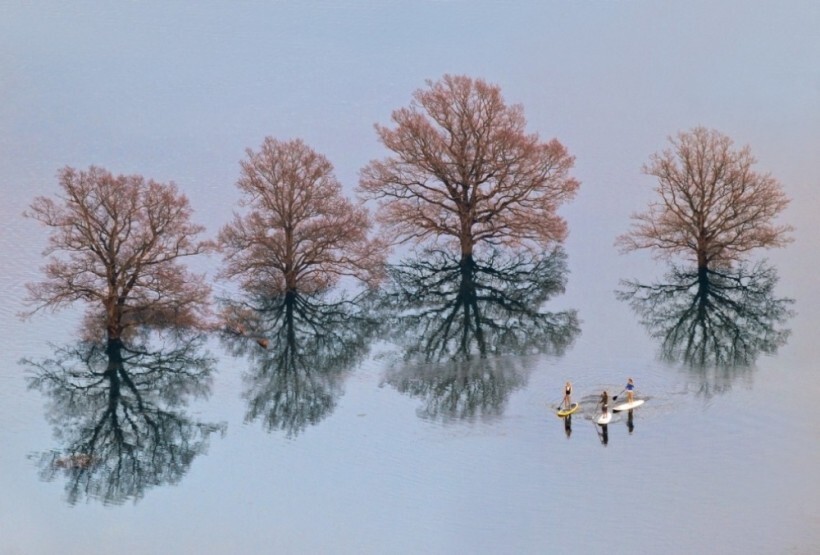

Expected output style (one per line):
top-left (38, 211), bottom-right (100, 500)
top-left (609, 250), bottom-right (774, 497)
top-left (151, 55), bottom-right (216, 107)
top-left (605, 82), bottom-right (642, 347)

top-left (613, 399), bottom-right (645, 412)
top-left (595, 412), bottom-right (612, 425)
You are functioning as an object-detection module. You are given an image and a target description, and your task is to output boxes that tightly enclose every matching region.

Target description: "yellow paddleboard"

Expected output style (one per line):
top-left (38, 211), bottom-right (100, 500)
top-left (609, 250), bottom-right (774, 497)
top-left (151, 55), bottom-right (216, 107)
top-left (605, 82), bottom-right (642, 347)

top-left (556, 402), bottom-right (579, 417)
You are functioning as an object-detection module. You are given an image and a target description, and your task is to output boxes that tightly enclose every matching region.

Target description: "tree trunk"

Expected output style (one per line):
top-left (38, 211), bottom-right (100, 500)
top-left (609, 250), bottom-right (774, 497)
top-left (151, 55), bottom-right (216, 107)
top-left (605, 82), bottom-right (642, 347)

top-left (459, 206), bottom-right (475, 261)
top-left (697, 249), bottom-right (708, 271)
top-left (106, 296), bottom-right (125, 356)
top-left (696, 227), bottom-right (709, 271)
top-left (696, 266), bottom-right (711, 318)
top-left (284, 224), bottom-right (297, 292)
top-left (106, 336), bottom-right (124, 362)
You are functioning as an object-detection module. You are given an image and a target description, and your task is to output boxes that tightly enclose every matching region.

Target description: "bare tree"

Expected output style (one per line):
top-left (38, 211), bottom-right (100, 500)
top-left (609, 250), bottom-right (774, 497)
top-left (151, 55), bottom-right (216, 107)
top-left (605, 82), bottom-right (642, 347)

top-left (23, 166), bottom-right (212, 349)
top-left (617, 127), bottom-right (792, 270)
top-left (359, 74), bottom-right (579, 264)
top-left (218, 137), bottom-right (386, 299)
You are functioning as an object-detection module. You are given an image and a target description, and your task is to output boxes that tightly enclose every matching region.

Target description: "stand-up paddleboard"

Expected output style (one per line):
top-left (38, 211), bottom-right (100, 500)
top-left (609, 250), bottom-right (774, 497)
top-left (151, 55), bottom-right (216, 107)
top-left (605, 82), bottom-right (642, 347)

top-left (596, 411), bottom-right (612, 425)
top-left (556, 402), bottom-right (579, 417)
top-left (613, 399), bottom-right (644, 412)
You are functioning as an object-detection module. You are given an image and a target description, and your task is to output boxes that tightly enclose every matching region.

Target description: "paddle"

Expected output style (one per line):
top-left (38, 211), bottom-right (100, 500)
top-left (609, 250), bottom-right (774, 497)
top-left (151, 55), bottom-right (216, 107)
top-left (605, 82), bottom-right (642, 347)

top-left (554, 393), bottom-right (573, 411)
top-left (611, 389), bottom-right (626, 401)
top-left (551, 398), bottom-right (567, 411)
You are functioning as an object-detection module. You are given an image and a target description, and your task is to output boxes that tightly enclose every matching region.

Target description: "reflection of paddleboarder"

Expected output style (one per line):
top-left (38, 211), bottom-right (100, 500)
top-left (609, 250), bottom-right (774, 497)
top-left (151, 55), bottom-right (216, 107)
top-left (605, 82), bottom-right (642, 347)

top-left (627, 410), bottom-right (634, 434)
top-left (564, 414), bottom-right (572, 438)
top-left (598, 423), bottom-right (609, 445)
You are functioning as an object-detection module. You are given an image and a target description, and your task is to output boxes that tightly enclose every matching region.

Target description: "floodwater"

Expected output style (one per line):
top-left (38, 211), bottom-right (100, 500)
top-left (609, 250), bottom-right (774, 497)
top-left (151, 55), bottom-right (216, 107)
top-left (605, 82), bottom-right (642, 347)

top-left (2, 4), bottom-right (819, 553)
top-left (1, 189), bottom-right (818, 555)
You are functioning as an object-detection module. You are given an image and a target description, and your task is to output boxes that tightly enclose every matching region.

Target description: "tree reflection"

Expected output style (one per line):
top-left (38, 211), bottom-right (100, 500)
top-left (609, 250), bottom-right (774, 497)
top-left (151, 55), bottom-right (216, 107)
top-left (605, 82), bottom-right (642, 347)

top-left (220, 291), bottom-right (378, 436)
top-left (386, 356), bottom-right (532, 422)
top-left (618, 262), bottom-right (794, 383)
top-left (24, 336), bottom-right (223, 505)
top-left (380, 247), bottom-right (579, 361)
top-left (380, 247), bottom-right (579, 420)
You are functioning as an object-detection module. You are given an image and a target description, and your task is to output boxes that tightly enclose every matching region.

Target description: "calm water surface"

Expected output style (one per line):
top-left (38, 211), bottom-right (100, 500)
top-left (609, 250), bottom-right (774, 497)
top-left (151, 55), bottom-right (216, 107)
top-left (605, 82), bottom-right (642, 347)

top-left (1, 191), bottom-right (818, 555)
top-left (2, 4), bottom-right (819, 551)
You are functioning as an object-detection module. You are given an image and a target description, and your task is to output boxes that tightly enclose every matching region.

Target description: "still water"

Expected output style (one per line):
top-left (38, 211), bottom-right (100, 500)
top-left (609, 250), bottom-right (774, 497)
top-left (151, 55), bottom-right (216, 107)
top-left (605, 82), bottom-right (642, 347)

top-left (2, 2), bottom-right (818, 552)
top-left (1, 188), bottom-right (818, 555)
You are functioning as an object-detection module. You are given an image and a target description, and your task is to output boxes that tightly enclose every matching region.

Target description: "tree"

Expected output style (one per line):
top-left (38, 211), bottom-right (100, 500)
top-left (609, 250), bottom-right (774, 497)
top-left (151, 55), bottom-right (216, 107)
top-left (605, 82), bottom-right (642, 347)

top-left (359, 74), bottom-right (579, 264)
top-left (617, 127), bottom-right (792, 270)
top-left (218, 137), bottom-right (386, 299)
top-left (24, 166), bottom-right (212, 350)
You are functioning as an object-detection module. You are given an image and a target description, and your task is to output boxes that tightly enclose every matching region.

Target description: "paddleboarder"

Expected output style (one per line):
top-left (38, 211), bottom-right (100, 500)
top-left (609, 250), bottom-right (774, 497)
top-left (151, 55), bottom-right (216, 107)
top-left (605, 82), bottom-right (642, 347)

top-left (625, 377), bottom-right (636, 404)
top-left (599, 390), bottom-right (609, 416)
top-left (562, 381), bottom-right (573, 410)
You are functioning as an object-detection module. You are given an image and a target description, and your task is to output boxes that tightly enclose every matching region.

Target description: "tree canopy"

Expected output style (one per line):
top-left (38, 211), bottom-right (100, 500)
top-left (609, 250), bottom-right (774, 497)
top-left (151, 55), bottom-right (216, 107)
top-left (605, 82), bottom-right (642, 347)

top-left (218, 137), bottom-right (386, 299)
top-left (24, 166), bottom-right (212, 347)
top-left (359, 74), bottom-right (579, 262)
top-left (617, 127), bottom-right (792, 269)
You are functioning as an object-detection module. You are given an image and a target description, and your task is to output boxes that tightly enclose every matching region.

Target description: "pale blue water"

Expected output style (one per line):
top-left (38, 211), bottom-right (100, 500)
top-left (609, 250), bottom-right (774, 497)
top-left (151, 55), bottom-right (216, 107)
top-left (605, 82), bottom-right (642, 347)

top-left (2, 3), bottom-right (819, 553)
top-left (2, 193), bottom-right (818, 554)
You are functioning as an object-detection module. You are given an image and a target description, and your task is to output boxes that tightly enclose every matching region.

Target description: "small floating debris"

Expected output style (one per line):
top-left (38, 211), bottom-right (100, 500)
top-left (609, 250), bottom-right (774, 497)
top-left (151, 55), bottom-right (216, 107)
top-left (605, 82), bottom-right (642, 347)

top-left (54, 453), bottom-right (96, 470)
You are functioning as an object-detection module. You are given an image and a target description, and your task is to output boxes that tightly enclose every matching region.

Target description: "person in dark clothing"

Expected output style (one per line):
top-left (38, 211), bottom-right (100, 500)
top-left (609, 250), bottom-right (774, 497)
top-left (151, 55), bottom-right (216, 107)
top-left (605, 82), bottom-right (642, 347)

top-left (599, 390), bottom-right (609, 416)
top-left (562, 381), bottom-right (573, 410)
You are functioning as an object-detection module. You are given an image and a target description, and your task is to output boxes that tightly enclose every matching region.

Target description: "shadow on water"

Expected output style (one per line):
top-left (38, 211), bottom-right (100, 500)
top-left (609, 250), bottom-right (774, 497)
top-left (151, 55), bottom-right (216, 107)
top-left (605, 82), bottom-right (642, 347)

top-left (23, 335), bottom-right (224, 506)
top-left (219, 291), bottom-right (379, 437)
top-left (380, 247), bottom-right (580, 421)
top-left (617, 261), bottom-right (794, 396)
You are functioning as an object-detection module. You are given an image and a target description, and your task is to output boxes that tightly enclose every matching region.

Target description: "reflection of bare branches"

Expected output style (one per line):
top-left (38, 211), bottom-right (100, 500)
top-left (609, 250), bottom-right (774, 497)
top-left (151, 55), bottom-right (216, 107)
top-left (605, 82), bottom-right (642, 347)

top-left (376, 247), bottom-right (577, 421)
top-left (618, 262), bottom-right (794, 373)
top-left (219, 291), bottom-right (378, 437)
top-left (24, 336), bottom-right (223, 505)
top-left (380, 247), bottom-right (580, 361)
top-left (385, 357), bottom-right (530, 422)
top-left (684, 364), bottom-right (756, 398)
